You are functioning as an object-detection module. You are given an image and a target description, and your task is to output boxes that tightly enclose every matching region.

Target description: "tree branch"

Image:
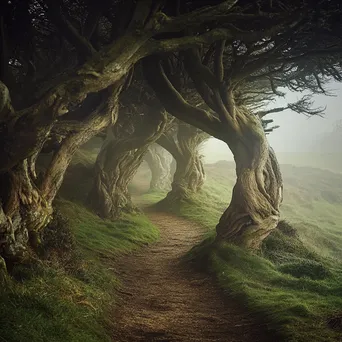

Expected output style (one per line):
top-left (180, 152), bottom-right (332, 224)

top-left (143, 56), bottom-right (222, 139)
top-left (156, 131), bottom-right (182, 160)
top-left (40, 86), bottom-right (121, 202)
top-left (214, 40), bottom-right (226, 82)
top-left (128, 0), bottom-right (159, 29)
top-left (117, 110), bottom-right (169, 152)
top-left (257, 106), bottom-right (288, 118)
top-left (146, 15), bottom-right (299, 56)
top-left (182, 48), bottom-right (218, 111)
top-left (159, 1), bottom-right (287, 34)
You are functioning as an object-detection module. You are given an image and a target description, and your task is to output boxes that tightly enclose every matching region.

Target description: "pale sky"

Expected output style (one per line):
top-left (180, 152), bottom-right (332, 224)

top-left (267, 83), bottom-right (342, 153)
top-left (202, 82), bottom-right (342, 162)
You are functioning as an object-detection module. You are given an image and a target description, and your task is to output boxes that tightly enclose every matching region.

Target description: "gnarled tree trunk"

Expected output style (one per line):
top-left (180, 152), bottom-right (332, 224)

top-left (88, 109), bottom-right (169, 219)
top-left (157, 122), bottom-right (207, 203)
top-left (88, 143), bottom-right (146, 218)
top-left (144, 144), bottom-right (172, 191)
top-left (0, 86), bottom-right (122, 265)
top-left (215, 112), bottom-right (283, 249)
top-left (143, 51), bottom-right (283, 249)
top-left (0, 160), bottom-right (53, 264)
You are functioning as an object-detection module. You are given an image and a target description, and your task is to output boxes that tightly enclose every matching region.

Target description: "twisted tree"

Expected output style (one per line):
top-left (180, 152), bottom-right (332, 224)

top-left (2, 0), bottom-right (287, 265)
top-left (87, 75), bottom-right (173, 219)
top-left (144, 0), bottom-right (342, 249)
top-left (88, 109), bottom-right (170, 219)
top-left (144, 144), bottom-right (173, 192)
top-left (1, 0), bottom-right (342, 264)
top-left (156, 121), bottom-right (208, 204)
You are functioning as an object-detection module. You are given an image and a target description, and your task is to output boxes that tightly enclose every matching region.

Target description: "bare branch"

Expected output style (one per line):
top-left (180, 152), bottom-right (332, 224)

top-left (257, 106), bottom-right (288, 118)
top-left (129, 0), bottom-right (155, 29)
top-left (156, 132), bottom-right (182, 160)
top-left (159, 1), bottom-right (293, 34)
top-left (288, 95), bottom-right (325, 117)
top-left (182, 48), bottom-right (218, 111)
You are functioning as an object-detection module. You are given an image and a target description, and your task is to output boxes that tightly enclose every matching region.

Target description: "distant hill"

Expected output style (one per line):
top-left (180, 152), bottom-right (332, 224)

top-left (201, 138), bottom-right (342, 173)
top-left (276, 152), bottom-right (342, 173)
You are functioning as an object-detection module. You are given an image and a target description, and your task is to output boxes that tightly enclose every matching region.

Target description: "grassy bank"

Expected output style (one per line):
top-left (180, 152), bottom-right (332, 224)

top-left (137, 161), bottom-right (342, 342)
top-left (0, 150), bottom-right (159, 342)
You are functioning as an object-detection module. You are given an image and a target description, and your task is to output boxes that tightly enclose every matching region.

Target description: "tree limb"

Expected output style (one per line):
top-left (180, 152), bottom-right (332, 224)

top-left (143, 56), bottom-right (222, 139)
top-left (214, 40), bottom-right (226, 82)
top-left (156, 132), bottom-right (182, 160)
top-left (257, 106), bottom-right (288, 118)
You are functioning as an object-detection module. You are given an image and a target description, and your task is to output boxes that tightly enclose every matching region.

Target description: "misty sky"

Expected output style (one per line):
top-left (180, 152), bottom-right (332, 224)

top-left (202, 82), bottom-right (342, 162)
top-left (267, 83), bottom-right (342, 153)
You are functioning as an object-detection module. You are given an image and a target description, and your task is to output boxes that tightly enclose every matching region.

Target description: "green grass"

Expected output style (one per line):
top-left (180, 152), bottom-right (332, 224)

top-left (0, 198), bottom-right (158, 341)
top-left (210, 241), bottom-right (342, 342)
top-left (136, 160), bottom-right (342, 342)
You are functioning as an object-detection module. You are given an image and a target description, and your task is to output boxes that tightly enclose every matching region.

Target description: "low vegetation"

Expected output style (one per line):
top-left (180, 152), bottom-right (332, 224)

top-left (135, 160), bottom-right (342, 342)
top-left (0, 151), bottom-right (159, 342)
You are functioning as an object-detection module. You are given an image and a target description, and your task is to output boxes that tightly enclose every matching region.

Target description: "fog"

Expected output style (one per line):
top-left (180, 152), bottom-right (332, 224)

top-left (202, 82), bottom-right (342, 171)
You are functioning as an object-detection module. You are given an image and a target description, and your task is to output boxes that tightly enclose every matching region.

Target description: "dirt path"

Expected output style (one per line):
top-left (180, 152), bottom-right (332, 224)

top-left (111, 207), bottom-right (272, 342)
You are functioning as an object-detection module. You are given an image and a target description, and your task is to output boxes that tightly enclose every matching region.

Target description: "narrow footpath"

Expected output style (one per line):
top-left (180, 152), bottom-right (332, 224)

top-left (111, 207), bottom-right (272, 342)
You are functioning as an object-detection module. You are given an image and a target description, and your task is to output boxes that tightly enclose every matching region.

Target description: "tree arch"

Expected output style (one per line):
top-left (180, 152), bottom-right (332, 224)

top-left (143, 0), bottom-right (342, 248)
top-left (2, 0), bottom-right (275, 264)
top-left (156, 121), bottom-right (208, 204)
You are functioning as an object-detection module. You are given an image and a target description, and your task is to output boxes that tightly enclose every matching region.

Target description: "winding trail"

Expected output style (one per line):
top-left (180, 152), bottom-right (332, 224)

top-left (111, 206), bottom-right (272, 341)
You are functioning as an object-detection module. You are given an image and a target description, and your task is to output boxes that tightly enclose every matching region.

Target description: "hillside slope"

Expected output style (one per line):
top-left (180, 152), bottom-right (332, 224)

top-left (135, 160), bottom-right (342, 342)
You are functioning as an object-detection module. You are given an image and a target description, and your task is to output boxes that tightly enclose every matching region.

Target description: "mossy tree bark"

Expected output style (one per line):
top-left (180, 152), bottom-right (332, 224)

top-left (0, 160), bottom-right (53, 263)
top-left (0, 86), bottom-right (122, 264)
top-left (143, 49), bottom-right (283, 249)
top-left (0, 1), bottom-right (298, 264)
top-left (88, 109), bottom-right (169, 219)
top-left (144, 144), bottom-right (173, 191)
top-left (157, 122), bottom-right (208, 203)
top-left (214, 114), bottom-right (283, 249)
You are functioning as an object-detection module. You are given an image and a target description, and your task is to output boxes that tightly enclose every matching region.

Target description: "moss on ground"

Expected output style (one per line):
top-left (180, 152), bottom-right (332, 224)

top-left (0, 152), bottom-right (158, 342)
